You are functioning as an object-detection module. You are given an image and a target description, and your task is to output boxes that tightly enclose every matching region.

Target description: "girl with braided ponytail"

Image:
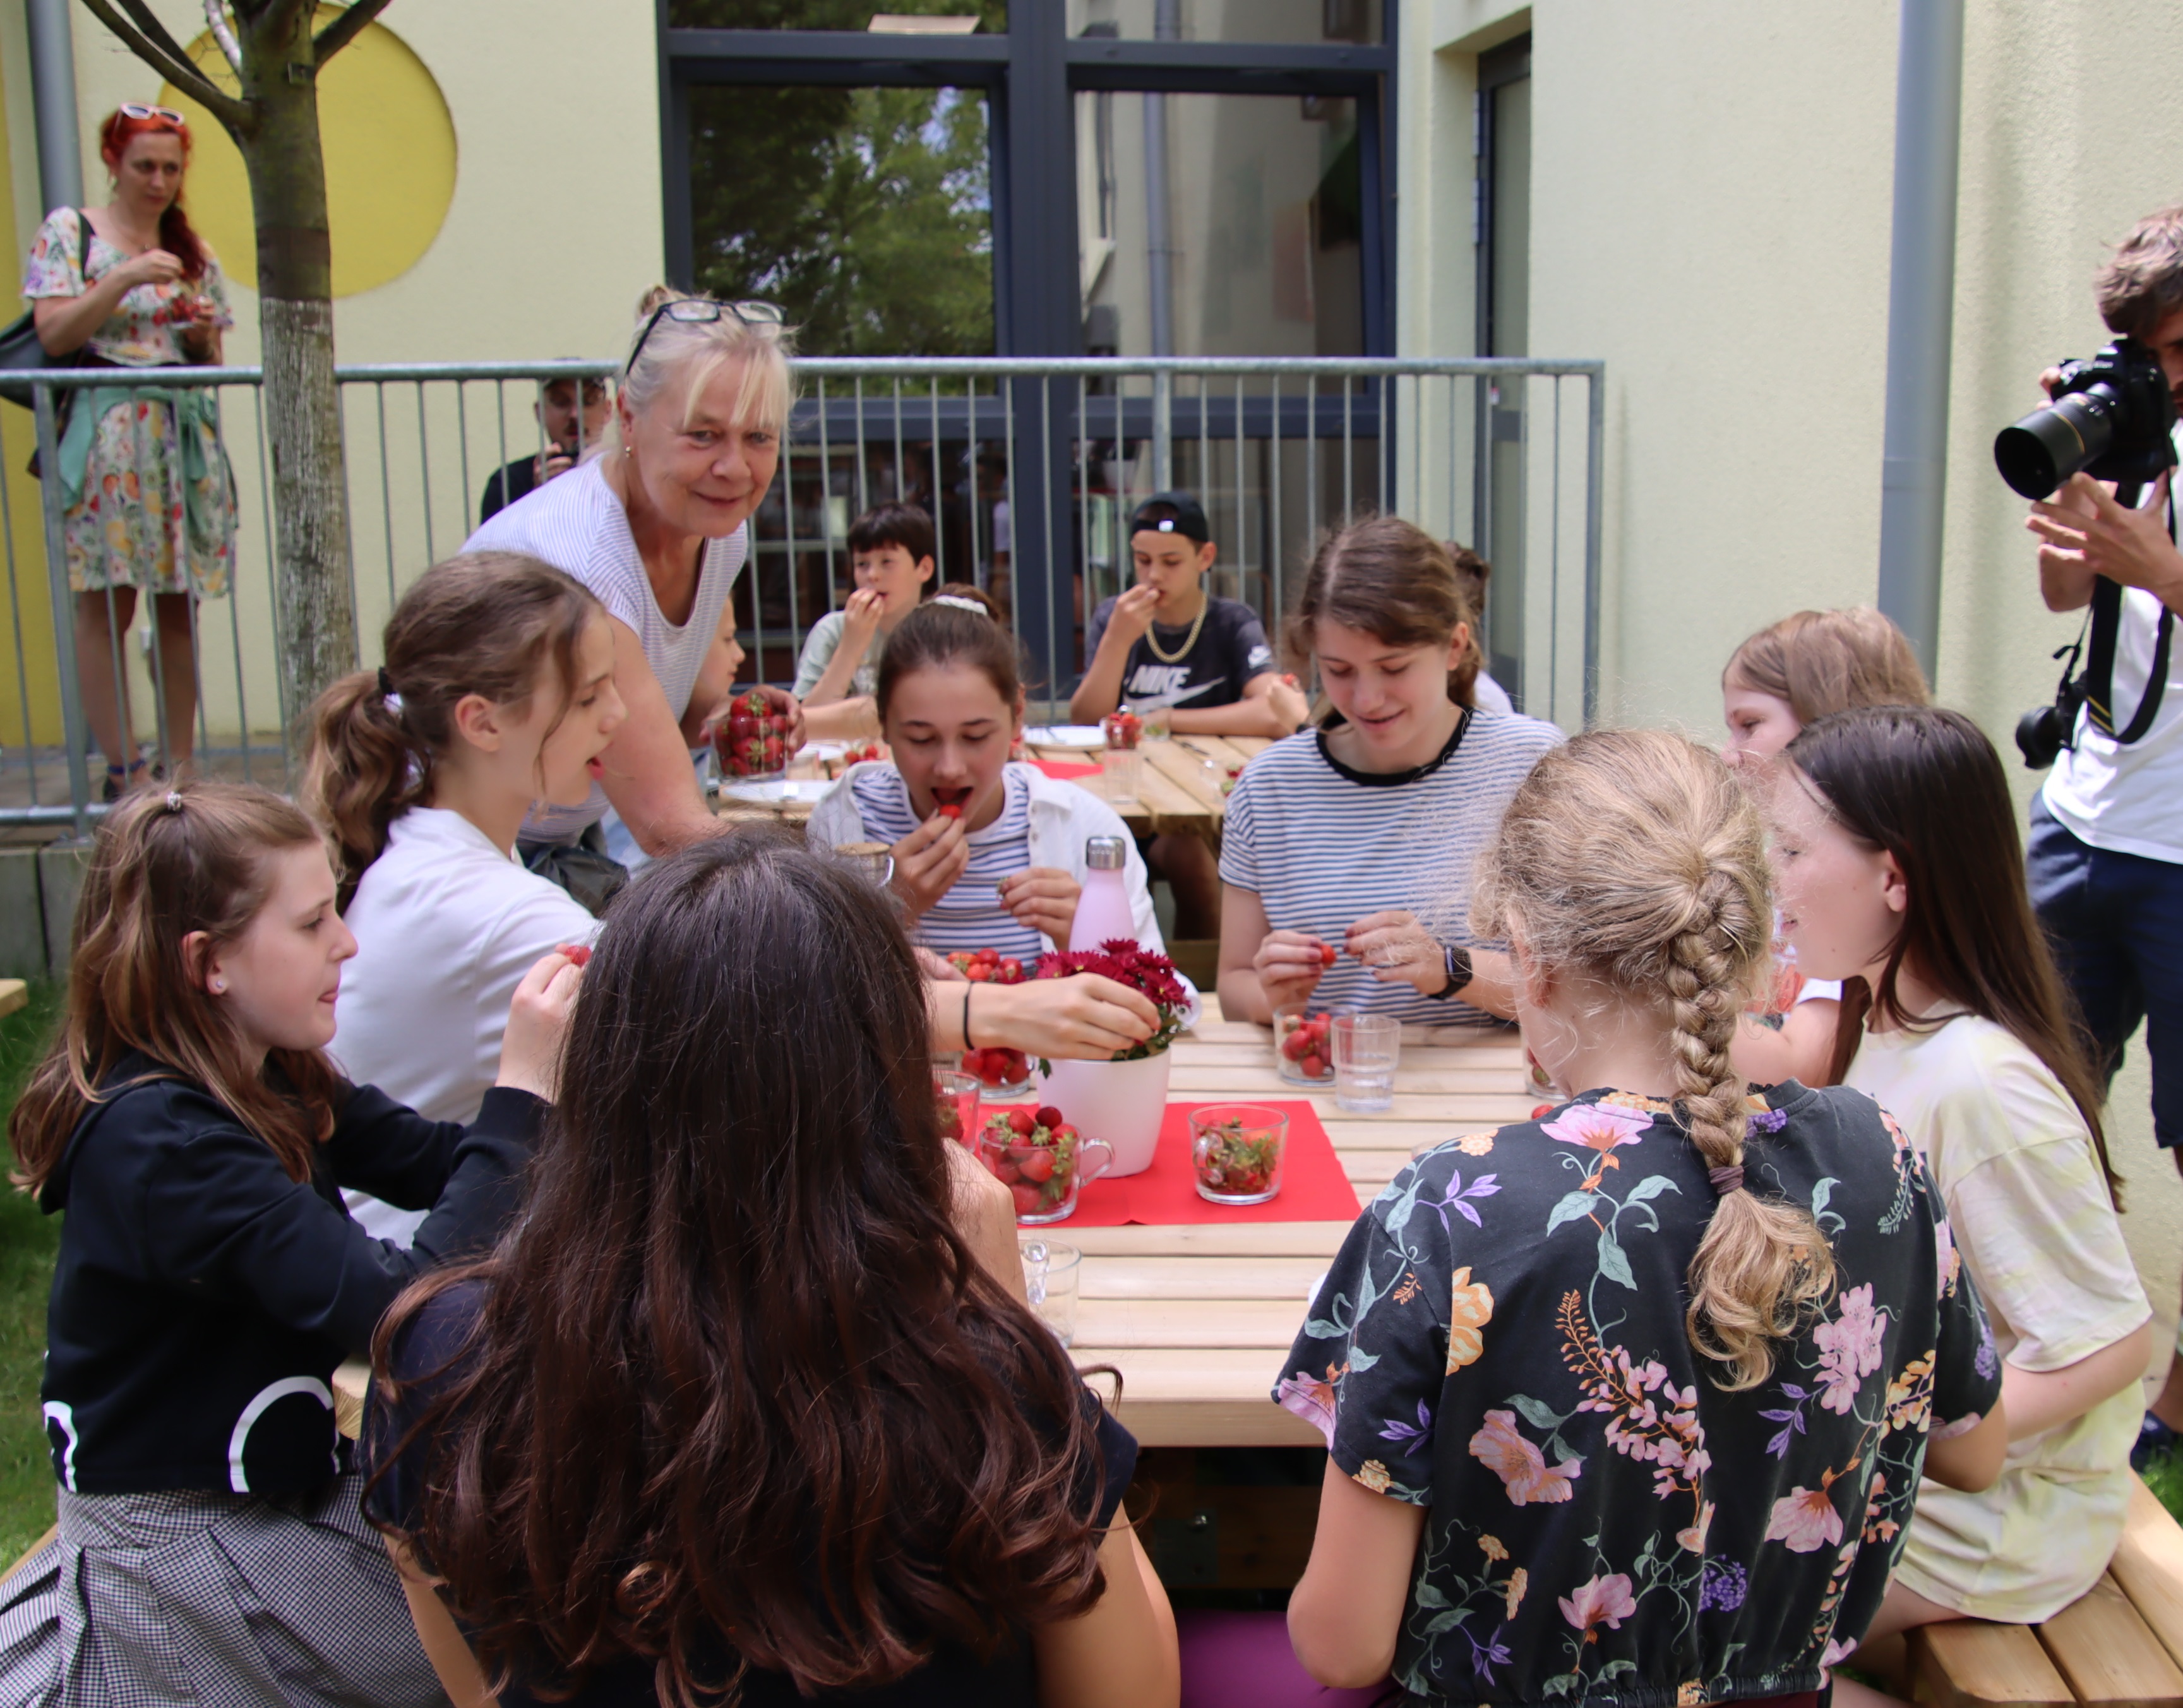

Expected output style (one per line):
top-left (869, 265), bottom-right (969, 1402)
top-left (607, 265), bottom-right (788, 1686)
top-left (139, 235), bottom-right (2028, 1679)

top-left (1774, 707), bottom-right (2151, 1691)
top-left (1279, 728), bottom-right (2006, 1704)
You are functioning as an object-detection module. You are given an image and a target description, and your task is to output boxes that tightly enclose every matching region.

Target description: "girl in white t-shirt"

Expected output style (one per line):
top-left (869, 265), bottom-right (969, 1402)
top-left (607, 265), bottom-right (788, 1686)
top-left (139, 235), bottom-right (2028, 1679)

top-left (806, 585), bottom-right (1161, 959)
top-left (1773, 705), bottom-right (2152, 1683)
top-left (1721, 607), bottom-right (1930, 1089)
top-left (302, 552), bottom-right (625, 1237)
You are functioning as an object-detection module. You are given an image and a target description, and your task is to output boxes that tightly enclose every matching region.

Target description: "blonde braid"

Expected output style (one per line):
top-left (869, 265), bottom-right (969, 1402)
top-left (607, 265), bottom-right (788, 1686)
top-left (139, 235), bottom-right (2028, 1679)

top-left (1671, 873), bottom-right (1836, 1389)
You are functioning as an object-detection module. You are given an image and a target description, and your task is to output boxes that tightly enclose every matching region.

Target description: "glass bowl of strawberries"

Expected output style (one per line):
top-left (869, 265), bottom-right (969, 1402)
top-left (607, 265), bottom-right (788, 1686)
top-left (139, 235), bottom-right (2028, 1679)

top-left (1101, 709), bottom-right (1143, 750)
top-left (934, 1070), bottom-right (981, 1149)
top-left (713, 688), bottom-right (793, 781)
top-left (1189, 1104), bottom-right (1288, 1205)
top-left (1274, 1004), bottom-right (1337, 1085)
top-left (959, 1046), bottom-right (1033, 1099)
top-left (976, 1104), bottom-right (1114, 1224)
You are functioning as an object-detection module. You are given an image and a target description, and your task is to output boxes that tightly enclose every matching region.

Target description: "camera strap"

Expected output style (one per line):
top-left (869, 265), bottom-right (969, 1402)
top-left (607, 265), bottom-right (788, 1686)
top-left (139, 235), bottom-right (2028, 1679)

top-left (2081, 485), bottom-right (2174, 743)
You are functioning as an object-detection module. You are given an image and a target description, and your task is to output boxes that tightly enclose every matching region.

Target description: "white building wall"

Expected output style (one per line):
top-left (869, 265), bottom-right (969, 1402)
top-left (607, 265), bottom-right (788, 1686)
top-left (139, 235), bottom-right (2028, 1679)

top-left (1402, 0), bottom-right (2183, 1380)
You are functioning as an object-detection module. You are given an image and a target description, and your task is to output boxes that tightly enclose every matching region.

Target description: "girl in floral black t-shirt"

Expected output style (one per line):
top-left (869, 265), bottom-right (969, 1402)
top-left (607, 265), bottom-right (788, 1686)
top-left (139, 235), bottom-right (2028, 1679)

top-left (1277, 731), bottom-right (2006, 1706)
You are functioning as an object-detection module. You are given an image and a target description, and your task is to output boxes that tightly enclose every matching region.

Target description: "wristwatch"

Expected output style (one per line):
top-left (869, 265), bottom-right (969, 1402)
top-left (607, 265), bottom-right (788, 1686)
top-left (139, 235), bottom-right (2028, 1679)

top-left (1430, 943), bottom-right (1474, 1001)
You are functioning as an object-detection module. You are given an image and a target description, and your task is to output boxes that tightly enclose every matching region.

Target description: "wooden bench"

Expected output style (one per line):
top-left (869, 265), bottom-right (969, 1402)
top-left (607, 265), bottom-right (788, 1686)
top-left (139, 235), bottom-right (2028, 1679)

top-left (1889, 1476), bottom-right (2183, 1708)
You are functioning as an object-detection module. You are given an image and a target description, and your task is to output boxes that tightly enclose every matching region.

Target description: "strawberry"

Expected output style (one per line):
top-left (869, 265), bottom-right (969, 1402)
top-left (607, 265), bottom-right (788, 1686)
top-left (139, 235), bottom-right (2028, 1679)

top-left (728, 712), bottom-right (757, 739)
top-left (1301, 1052), bottom-right (1327, 1078)
top-left (1019, 1149), bottom-right (1055, 1183)
top-left (1007, 1108), bottom-right (1037, 1138)
top-left (937, 803), bottom-right (962, 820)
top-left (1035, 1105), bottom-right (1065, 1132)
top-left (739, 689), bottom-right (767, 718)
top-left (557, 944), bottom-right (592, 968)
top-left (998, 958), bottom-right (1023, 984)
top-left (965, 963), bottom-right (991, 982)
top-left (1010, 1183), bottom-right (1044, 1217)
top-left (1319, 942), bottom-right (1338, 967)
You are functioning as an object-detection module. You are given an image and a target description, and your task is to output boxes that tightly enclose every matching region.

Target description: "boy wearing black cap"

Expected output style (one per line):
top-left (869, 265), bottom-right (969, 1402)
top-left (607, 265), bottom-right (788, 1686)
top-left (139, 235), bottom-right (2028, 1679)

top-left (1071, 492), bottom-right (1307, 738)
top-left (1072, 493), bottom-right (1305, 937)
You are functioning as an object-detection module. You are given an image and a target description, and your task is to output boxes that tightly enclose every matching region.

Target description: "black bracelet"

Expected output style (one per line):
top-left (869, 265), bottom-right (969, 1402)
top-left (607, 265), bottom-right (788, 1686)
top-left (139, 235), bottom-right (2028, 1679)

top-left (1430, 943), bottom-right (1474, 1001)
top-left (962, 983), bottom-right (975, 1050)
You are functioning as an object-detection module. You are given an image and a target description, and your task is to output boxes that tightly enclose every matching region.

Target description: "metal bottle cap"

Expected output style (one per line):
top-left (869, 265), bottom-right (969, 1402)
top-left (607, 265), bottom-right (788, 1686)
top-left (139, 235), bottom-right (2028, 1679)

top-left (1086, 835), bottom-right (1128, 870)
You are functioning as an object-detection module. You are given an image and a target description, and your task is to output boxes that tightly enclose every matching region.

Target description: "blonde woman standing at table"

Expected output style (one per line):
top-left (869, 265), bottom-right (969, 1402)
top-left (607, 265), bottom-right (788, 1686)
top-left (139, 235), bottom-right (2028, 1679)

top-left (1216, 518), bottom-right (1561, 1027)
top-left (24, 104), bottom-right (237, 797)
top-left (465, 289), bottom-right (801, 910)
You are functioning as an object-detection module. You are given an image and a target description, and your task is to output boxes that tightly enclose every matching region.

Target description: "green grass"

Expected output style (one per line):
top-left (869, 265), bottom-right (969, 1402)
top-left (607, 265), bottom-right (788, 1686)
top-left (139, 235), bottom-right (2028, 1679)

top-left (0, 981), bottom-right (63, 1568)
top-left (2143, 1446), bottom-right (2183, 1524)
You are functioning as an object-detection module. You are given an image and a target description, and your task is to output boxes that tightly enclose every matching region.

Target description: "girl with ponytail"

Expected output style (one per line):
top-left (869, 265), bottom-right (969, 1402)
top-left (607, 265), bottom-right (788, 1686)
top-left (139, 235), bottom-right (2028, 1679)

top-left (1278, 729), bottom-right (2006, 1704)
top-left (303, 552), bottom-right (623, 1238)
top-left (1774, 707), bottom-right (2152, 1689)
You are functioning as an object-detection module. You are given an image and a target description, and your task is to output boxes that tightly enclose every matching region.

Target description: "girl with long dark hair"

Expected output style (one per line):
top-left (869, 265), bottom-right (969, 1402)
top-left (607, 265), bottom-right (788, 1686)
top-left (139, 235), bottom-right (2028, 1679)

top-left (0, 780), bottom-right (577, 1705)
top-left (1773, 707), bottom-right (2152, 1695)
top-left (365, 832), bottom-right (1178, 1707)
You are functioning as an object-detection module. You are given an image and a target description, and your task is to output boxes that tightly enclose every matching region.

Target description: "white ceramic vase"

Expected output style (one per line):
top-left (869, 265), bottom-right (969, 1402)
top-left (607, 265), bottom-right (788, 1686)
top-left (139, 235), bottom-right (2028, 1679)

top-left (1037, 1050), bottom-right (1173, 1178)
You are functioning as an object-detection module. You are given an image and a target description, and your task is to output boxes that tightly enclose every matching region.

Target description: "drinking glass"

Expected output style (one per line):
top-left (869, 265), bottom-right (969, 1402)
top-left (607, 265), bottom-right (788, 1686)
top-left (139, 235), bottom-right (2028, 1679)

top-left (1272, 1003), bottom-right (1336, 1084)
top-left (977, 1126), bottom-right (1115, 1224)
top-left (1130, 699), bottom-right (1173, 741)
top-left (833, 840), bottom-right (894, 888)
top-left (1101, 747), bottom-right (1144, 804)
top-left (1020, 1239), bottom-right (1081, 1346)
top-left (1189, 1104), bottom-right (1288, 1205)
top-left (1333, 1013), bottom-right (1401, 1112)
top-left (933, 1069), bottom-right (980, 1149)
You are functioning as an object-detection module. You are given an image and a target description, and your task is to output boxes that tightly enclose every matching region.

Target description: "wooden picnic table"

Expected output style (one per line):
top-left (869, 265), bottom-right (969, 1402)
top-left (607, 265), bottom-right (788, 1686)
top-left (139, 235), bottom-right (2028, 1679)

top-left (715, 734), bottom-right (1277, 851)
top-left (1070, 1000), bottom-right (1532, 1447)
top-left (330, 998), bottom-right (1527, 1448)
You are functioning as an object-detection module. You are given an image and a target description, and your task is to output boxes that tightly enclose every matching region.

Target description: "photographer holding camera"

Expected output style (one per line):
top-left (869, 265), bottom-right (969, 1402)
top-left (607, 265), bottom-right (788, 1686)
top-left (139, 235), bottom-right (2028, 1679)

top-left (2016, 204), bottom-right (2183, 1458)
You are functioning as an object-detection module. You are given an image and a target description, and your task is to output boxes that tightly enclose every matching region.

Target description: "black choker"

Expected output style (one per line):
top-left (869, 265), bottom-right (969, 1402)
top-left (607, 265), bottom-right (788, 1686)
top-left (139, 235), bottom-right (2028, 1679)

top-left (1315, 707), bottom-right (1473, 788)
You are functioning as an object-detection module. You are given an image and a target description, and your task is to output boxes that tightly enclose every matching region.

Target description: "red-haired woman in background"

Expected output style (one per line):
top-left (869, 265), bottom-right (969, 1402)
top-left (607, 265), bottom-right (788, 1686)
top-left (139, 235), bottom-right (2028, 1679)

top-left (24, 104), bottom-right (239, 797)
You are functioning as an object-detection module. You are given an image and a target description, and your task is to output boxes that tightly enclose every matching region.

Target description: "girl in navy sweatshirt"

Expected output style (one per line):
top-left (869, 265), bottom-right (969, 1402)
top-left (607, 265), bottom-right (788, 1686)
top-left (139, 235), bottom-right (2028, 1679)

top-left (0, 779), bottom-right (578, 1707)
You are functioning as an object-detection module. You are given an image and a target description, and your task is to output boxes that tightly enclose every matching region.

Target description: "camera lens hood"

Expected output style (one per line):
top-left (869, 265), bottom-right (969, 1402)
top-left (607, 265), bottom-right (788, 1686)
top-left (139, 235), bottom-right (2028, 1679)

top-left (1995, 395), bottom-right (2107, 499)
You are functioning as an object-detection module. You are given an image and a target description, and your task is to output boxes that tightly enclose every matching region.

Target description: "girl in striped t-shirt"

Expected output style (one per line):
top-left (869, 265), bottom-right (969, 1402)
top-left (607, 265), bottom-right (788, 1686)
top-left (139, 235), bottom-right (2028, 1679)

top-left (806, 587), bottom-right (1163, 960)
top-left (1216, 518), bottom-right (1560, 1028)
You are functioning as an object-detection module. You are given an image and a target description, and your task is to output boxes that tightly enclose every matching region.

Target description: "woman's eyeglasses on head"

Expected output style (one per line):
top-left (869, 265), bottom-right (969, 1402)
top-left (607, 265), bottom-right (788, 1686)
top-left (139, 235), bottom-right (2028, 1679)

top-left (625, 299), bottom-right (784, 376)
top-left (119, 103), bottom-right (188, 126)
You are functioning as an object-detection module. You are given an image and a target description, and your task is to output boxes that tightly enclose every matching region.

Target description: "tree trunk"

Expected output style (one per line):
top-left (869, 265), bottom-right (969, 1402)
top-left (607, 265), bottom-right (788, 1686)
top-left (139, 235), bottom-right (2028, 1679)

top-left (236, 8), bottom-right (354, 768)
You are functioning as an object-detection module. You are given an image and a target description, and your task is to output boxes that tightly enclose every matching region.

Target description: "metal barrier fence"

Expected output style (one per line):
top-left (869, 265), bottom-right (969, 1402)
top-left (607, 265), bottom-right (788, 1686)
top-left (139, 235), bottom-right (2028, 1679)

top-left (0, 355), bottom-right (1602, 831)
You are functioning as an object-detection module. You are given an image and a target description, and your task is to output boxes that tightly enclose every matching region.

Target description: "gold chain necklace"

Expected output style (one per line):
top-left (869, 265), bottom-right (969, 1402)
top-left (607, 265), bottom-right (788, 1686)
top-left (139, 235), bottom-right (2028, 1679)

top-left (1142, 594), bottom-right (1209, 664)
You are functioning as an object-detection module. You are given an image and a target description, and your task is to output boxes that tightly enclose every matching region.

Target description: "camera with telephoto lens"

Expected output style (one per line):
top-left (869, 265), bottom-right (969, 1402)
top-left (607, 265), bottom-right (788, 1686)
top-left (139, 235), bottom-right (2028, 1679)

top-left (1994, 337), bottom-right (2177, 501)
top-left (1997, 337), bottom-right (2179, 768)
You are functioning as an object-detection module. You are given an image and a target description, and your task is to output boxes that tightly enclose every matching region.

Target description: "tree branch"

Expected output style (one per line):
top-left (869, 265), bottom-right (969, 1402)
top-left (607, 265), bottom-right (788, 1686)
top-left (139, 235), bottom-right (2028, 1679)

top-left (203, 0), bottom-right (242, 73)
top-left (76, 0), bottom-right (252, 129)
top-left (311, 0), bottom-right (393, 66)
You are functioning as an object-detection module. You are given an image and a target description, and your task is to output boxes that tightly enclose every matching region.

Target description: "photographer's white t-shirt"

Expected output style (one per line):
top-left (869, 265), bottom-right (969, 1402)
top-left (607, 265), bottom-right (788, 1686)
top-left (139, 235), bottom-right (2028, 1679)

top-left (2042, 471), bottom-right (2183, 864)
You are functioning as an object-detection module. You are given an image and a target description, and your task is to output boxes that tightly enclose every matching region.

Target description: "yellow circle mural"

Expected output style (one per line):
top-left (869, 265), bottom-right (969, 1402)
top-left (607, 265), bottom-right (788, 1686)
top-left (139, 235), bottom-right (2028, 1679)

top-left (157, 9), bottom-right (456, 297)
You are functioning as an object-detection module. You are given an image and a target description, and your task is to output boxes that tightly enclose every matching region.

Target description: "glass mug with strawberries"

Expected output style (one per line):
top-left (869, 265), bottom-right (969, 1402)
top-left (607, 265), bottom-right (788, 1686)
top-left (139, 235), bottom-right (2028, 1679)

top-left (976, 1104), bottom-right (1114, 1224)
top-left (712, 688), bottom-right (794, 781)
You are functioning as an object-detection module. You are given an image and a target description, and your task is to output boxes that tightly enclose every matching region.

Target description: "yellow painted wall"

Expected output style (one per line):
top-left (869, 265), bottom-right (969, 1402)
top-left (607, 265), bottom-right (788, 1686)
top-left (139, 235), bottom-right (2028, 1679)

top-left (0, 20), bottom-right (62, 749)
top-left (40, 0), bottom-right (664, 749)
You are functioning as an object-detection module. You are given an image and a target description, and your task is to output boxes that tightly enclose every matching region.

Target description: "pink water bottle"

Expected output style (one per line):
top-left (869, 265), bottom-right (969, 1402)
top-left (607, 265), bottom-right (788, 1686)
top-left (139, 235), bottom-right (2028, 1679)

top-left (1068, 835), bottom-right (1141, 952)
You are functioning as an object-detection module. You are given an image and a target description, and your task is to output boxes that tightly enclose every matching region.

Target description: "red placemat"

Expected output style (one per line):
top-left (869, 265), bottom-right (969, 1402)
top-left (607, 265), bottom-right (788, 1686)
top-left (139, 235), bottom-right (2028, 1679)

top-left (1063, 1100), bottom-right (1360, 1226)
top-left (1031, 758), bottom-right (1103, 782)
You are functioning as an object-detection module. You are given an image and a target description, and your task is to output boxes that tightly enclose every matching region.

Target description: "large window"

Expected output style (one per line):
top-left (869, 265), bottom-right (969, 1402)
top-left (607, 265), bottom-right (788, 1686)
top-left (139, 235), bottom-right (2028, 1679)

top-left (660, 4), bottom-right (1394, 358)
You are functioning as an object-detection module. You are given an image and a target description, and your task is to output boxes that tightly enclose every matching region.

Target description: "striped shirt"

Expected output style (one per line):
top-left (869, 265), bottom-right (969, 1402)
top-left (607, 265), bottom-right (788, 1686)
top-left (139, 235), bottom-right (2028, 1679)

top-left (849, 766), bottom-right (1043, 962)
top-left (1219, 710), bottom-right (1564, 1025)
top-left (465, 460), bottom-right (746, 842)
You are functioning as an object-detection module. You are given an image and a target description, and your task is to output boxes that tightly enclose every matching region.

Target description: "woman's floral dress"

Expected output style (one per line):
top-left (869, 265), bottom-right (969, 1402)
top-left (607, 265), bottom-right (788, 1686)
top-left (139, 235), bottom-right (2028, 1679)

top-left (1277, 1083), bottom-right (2001, 1707)
top-left (22, 207), bottom-right (237, 597)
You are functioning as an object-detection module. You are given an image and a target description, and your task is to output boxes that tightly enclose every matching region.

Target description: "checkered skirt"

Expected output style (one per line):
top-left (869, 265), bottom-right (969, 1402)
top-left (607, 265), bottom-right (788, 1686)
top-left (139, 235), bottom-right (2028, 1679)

top-left (0, 1472), bottom-right (446, 1707)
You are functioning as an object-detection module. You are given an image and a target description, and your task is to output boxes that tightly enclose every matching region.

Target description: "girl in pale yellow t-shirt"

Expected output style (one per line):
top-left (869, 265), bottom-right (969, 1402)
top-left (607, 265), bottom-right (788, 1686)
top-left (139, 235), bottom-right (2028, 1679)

top-left (1771, 706), bottom-right (2151, 1704)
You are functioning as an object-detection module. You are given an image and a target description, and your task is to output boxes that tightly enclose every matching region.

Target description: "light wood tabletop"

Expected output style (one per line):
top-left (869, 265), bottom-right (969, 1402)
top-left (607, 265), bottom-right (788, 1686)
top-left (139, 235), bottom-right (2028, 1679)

top-left (1066, 1000), bottom-right (1534, 1447)
top-left (333, 993), bottom-right (1530, 1450)
top-left (715, 734), bottom-right (1279, 849)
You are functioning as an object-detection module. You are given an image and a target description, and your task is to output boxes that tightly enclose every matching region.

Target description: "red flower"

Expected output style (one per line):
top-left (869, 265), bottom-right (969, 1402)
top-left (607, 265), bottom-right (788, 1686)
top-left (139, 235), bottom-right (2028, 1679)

top-left (1033, 940), bottom-right (1187, 1060)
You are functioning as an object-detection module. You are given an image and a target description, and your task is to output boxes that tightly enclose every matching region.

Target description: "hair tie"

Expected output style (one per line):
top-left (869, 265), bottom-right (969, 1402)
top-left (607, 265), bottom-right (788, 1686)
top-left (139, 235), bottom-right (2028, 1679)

top-left (1708, 1164), bottom-right (1746, 1196)
top-left (163, 790), bottom-right (182, 813)
top-left (932, 595), bottom-right (988, 614)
